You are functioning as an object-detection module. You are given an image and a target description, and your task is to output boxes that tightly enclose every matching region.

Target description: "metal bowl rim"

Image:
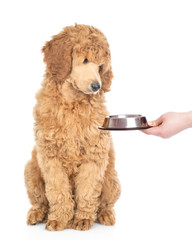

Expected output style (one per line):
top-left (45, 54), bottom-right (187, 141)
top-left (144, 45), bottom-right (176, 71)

top-left (105, 114), bottom-right (143, 119)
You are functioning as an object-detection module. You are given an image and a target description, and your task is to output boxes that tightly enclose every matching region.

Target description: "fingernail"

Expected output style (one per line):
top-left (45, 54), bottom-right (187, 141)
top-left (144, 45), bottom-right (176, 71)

top-left (148, 121), bottom-right (156, 126)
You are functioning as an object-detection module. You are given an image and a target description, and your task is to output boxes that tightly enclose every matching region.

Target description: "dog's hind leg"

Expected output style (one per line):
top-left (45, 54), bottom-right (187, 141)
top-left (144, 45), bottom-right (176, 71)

top-left (24, 147), bottom-right (48, 225)
top-left (97, 145), bottom-right (121, 226)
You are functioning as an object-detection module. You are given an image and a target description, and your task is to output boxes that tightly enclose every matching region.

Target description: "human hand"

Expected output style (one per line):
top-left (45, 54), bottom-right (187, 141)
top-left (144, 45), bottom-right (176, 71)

top-left (141, 112), bottom-right (192, 138)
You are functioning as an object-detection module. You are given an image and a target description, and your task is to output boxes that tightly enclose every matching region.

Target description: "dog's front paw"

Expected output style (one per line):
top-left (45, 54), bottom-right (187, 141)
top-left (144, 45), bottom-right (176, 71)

top-left (73, 218), bottom-right (93, 231)
top-left (97, 209), bottom-right (116, 226)
top-left (27, 207), bottom-right (47, 225)
top-left (45, 220), bottom-right (65, 231)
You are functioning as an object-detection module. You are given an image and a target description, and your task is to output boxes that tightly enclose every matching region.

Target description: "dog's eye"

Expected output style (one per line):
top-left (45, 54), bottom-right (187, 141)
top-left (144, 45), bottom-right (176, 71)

top-left (99, 65), bottom-right (103, 72)
top-left (83, 58), bottom-right (88, 64)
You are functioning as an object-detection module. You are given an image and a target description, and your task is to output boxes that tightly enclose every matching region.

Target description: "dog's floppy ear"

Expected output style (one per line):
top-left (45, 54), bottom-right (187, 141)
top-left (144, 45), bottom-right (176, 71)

top-left (101, 64), bottom-right (113, 93)
top-left (42, 33), bottom-right (73, 83)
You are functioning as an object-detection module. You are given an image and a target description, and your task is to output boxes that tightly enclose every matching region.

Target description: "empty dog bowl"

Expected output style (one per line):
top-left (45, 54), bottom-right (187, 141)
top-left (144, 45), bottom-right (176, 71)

top-left (99, 114), bottom-right (151, 130)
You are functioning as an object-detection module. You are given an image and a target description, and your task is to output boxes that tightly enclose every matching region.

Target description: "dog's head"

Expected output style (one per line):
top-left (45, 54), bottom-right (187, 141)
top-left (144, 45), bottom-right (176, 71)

top-left (42, 24), bottom-right (113, 94)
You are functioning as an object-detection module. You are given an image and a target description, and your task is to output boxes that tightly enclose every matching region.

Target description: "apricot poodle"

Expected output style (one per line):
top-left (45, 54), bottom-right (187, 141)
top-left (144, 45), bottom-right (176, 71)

top-left (24, 24), bottom-right (121, 231)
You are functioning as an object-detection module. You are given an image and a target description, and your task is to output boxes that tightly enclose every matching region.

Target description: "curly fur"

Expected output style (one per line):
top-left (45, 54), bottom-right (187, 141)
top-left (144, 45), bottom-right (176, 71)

top-left (24, 24), bottom-right (121, 231)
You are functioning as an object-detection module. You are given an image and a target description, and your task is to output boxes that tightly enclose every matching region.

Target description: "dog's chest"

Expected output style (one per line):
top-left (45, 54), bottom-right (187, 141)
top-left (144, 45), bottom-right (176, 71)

top-left (59, 128), bottom-right (100, 194)
top-left (59, 120), bottom-right (101, 157)
top-left (58, 109), bottom-right (104, 157)
top-left (50, 100), bottom-right (110, 176)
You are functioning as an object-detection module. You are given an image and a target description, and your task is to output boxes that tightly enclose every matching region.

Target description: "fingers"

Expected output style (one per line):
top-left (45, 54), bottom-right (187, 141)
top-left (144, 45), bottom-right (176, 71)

top-left (141, 116), bottom-right (164, 136)
top-left (141, 126), bottom-right (162, 136)
top-left (148, 115), bottom-right (163, 127)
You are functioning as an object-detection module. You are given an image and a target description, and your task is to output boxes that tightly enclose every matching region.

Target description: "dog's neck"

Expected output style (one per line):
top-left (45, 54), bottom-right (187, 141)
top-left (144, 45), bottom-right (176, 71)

top-left (41, 74), bottom-right (106, 112)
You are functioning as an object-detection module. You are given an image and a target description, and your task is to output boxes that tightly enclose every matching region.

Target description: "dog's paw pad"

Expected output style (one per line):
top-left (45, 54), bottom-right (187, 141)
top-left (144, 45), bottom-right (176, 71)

top-left (97, 209), bottom-right (116, 226)
top-left (73, 218), bottom-right (93, 231)
top-left (45, 220), bottom-right (65, 231)
top-left (27, 207), bottom-right (46, 225)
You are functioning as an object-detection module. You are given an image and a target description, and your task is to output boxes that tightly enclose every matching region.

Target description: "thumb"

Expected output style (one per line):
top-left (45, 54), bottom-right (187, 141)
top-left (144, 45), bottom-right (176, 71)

top-left (148, 116), bottom-right (163, 127)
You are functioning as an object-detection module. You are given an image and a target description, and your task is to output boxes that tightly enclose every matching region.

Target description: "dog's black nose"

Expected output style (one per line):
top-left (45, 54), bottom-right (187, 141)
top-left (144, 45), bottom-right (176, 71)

top-left (91, 82), bottom-right (101, 92)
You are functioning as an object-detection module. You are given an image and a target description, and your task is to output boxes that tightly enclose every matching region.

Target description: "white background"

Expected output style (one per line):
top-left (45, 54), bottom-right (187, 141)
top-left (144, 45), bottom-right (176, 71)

top-left (0, 0), bottom-right (192, 239)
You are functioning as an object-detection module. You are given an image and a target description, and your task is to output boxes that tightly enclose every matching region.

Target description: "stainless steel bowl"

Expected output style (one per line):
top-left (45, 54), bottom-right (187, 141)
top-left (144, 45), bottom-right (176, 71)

top-left (99, 114), bottom-right (151, 130)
